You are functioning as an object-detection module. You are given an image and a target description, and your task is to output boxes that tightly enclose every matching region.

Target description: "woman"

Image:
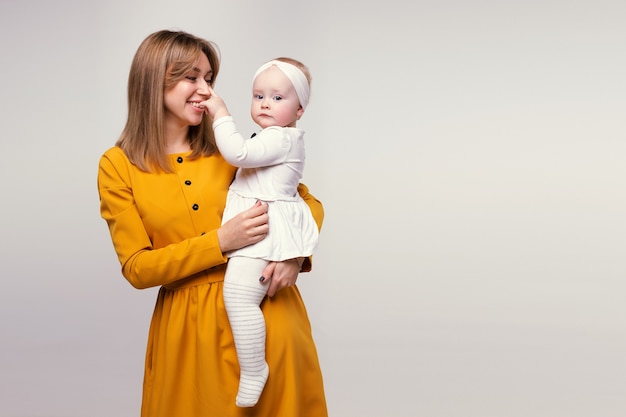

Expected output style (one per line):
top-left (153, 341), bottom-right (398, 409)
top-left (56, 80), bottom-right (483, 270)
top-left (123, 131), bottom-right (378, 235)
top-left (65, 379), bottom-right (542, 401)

top-left (97, 29), bottom-right (327, 417)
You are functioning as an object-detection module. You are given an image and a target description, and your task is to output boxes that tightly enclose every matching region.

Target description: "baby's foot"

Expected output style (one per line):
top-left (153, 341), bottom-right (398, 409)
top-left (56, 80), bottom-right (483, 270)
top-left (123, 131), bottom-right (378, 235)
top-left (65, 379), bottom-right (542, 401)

top-left (236, 363), bottom-right (269, 407)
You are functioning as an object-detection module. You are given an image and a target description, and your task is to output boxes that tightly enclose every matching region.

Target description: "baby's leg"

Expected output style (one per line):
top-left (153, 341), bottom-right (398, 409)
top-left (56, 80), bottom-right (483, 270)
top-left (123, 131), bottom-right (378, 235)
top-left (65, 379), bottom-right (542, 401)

top-left (223, 256), bottom-right (270, 407)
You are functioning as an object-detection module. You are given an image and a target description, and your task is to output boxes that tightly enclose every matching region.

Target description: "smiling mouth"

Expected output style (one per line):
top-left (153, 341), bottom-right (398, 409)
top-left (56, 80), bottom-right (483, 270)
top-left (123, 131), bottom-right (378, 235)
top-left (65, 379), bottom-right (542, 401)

top-left (190, 102), bottom-right (205, 109)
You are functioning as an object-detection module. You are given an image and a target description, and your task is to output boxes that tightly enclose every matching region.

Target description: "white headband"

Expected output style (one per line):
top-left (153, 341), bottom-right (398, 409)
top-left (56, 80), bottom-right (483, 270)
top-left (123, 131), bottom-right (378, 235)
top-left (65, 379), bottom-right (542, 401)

top-left (253, 60), bottom-right (310, 110)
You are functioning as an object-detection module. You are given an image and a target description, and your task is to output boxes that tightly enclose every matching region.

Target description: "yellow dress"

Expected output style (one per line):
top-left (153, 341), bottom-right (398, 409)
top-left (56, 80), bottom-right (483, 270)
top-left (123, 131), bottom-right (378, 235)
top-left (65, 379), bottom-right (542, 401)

top-left (98, 146), bottom-right (328, 417)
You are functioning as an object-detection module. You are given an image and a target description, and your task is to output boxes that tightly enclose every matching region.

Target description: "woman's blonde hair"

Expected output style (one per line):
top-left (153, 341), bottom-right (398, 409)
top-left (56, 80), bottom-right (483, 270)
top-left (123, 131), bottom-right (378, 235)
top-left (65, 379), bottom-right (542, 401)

top-left (116, 29), bottom-right (221, 172)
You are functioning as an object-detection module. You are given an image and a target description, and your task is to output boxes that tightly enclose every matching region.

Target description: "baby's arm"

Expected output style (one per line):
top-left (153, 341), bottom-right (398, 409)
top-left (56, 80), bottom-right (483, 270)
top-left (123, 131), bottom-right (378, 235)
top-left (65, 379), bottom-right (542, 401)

top-left (203, 87), bottom-right (291, 168)
top-left (213, 119), bottom-right (290, 168)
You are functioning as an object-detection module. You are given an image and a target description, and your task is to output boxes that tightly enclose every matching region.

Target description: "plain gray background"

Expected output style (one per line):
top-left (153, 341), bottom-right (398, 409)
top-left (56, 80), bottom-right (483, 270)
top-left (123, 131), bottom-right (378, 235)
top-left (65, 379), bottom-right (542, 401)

top-left (1, 0), bottom-right (625, 416)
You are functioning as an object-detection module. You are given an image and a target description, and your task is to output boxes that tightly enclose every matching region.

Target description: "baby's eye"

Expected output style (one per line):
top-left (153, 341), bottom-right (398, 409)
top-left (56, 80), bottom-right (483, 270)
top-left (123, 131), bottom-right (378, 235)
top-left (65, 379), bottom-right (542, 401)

top-left (272, 95), bottom-right (283, 101)
top-left (254, 94), bottom-right (264, 100)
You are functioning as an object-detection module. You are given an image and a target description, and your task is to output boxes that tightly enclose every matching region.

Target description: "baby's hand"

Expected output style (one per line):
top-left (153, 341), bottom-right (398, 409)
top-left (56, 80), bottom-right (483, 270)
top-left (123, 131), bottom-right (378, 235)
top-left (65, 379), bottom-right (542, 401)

top-left (202, 87), bottom-right (231, 120)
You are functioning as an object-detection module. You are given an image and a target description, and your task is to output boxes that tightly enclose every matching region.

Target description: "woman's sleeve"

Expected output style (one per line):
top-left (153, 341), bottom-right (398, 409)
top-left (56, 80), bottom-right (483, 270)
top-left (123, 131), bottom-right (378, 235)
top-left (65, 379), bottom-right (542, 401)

top-left (97, 152), bottom-right (227, 289)
top-left (297, 182), bottom-right (324, 272)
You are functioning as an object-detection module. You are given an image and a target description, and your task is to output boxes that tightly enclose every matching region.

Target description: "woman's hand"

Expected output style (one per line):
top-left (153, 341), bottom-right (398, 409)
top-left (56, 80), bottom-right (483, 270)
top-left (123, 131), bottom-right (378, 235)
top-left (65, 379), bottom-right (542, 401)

top-left (260, 257), bottom-right (304, 297)
top-left (217, 201), bottom-right (269, 253)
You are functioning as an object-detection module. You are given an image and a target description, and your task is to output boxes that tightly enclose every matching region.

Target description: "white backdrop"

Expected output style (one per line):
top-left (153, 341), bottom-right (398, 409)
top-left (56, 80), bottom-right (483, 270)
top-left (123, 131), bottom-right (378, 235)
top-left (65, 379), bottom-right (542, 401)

top-left (1, 1), bottom-right (625, 416)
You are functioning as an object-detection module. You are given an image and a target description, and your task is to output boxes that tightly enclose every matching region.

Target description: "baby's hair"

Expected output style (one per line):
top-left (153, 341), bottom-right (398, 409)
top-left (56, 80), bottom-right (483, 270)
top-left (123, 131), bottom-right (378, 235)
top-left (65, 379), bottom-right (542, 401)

top-left (273, 57), bottom-right (312, 87)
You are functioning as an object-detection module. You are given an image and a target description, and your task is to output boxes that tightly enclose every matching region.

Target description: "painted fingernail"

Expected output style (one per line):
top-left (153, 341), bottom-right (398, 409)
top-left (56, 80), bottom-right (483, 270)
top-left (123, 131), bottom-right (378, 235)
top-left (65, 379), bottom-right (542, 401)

top-left (259, 276), bottom-right (266, 283)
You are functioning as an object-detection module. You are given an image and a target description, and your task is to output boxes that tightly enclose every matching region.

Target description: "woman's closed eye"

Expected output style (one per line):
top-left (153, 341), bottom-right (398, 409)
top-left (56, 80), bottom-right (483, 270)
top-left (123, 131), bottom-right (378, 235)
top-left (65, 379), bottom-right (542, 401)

top-left (186, 76), bottom-right (212, 84)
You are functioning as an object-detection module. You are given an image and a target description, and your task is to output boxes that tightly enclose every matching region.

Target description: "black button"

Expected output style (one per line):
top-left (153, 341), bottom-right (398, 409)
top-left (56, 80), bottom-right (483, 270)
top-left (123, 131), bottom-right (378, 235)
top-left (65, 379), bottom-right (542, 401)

top-left (177, 156), bottom-right (183, 163)
top-left (201, 232), bottom-right (206, 236)
top-left (185, 180), bottom-right (192, 185)
top-left (192, 204), bottom-right (199, 211)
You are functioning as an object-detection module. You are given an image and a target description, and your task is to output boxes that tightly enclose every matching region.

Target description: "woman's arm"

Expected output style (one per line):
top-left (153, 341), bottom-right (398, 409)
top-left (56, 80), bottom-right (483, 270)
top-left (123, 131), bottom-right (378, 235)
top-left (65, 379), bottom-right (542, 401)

top-left (297, 182), bottom-right (324, 272)
top-left (97, 150), bottom-right (268, 289)
top-left (261, 182), bottom-right (324, 296)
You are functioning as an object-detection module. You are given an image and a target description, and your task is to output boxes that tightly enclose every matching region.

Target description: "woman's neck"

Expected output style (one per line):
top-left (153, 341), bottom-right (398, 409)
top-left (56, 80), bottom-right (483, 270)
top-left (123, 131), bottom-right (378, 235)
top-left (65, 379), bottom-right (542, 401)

top-left (166, 140), bottom-right (191, 154)
top-left (165, 126), bottom-right (191, 154)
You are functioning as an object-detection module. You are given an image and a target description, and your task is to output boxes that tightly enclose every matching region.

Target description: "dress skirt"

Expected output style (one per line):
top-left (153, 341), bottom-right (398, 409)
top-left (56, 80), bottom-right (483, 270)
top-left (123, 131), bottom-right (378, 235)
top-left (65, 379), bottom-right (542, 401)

top-left (221, 190), bottom-right (319, 262)
top-left (140, 269), bottom-right (328, 417)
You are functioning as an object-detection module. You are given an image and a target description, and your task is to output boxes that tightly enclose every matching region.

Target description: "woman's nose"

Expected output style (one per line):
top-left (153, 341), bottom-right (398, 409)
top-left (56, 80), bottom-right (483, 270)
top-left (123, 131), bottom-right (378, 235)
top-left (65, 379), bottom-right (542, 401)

top-left (197, 79), bottom-right (210, 95)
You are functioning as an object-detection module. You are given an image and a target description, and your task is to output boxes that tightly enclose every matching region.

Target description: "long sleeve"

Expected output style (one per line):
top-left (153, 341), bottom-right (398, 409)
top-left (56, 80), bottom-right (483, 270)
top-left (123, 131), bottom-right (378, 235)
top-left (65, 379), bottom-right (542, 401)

top-left (97, 147), bottom-right (233, 289)
top-left (213, 116), bottom-right (294, 168)
top-left (298, 183), bottom-right (324, 232)
top-left (297, 182), bottom-right (324, 272)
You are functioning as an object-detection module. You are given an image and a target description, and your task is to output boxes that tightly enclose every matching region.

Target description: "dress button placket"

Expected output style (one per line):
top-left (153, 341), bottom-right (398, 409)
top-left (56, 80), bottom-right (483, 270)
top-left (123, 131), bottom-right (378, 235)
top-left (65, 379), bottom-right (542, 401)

top-left (177, 157), bottom-right (196, 212)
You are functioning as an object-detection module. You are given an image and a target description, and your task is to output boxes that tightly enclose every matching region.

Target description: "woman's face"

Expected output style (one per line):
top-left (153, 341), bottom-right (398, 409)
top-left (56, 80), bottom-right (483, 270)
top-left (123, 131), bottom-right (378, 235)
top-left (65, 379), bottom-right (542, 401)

top-left (250, 65), bottom-right (304, 129)
top-left (163, 53), bottom-right (213, 130)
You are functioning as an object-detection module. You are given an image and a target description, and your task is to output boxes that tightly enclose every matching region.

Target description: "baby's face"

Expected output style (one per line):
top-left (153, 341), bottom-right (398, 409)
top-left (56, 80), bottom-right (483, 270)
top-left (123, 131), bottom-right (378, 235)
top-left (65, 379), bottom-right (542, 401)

top-left (250, 65), bottom-right (304, 129)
